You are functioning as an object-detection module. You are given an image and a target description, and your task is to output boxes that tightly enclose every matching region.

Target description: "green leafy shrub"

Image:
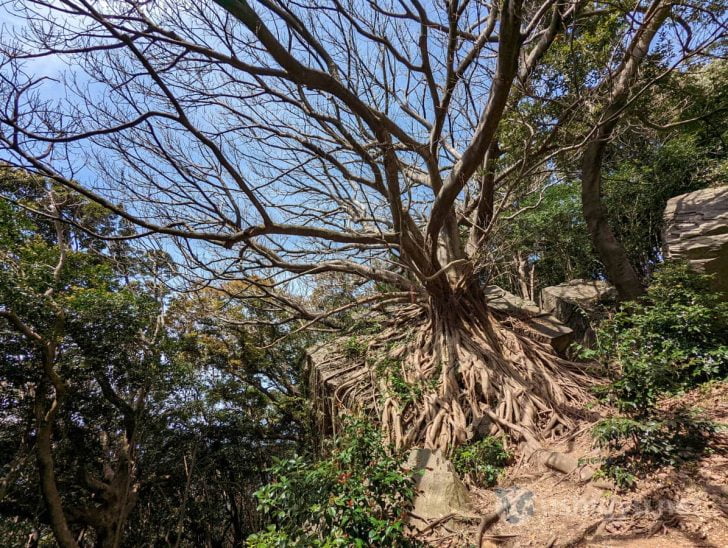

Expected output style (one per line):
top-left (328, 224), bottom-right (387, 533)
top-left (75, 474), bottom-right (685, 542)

top-left (343, 336), bottom-right (366, 359)
top-left (592, 411), bottom-right (715, 488)
top-left (586, 263), bottom-right (725, 487)
top-left (590, 262), bottom-right (728, 413)
top-left (388, 372), bottom-right (422, 407)
top-left (248, 418), bottom-right (419, 547)
top-left (451, 436), bottom-right (510, 487)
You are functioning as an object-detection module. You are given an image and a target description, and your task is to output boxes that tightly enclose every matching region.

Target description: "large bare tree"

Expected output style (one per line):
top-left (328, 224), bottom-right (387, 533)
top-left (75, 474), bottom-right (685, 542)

top-left (0, 0), bottom-right (722, 455)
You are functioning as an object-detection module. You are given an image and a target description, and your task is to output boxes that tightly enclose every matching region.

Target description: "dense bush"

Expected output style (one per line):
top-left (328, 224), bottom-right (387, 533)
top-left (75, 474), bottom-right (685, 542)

top-left (451, 436), bottom-right (510, 488)
top-left (592, 411), bottom-right (716, 488)
top-left (586, 262), bottom-right (726, 487)
top-left (587, 262), bottom-right (728, 413)
top-left (247, 418), bottom-right (419, 547)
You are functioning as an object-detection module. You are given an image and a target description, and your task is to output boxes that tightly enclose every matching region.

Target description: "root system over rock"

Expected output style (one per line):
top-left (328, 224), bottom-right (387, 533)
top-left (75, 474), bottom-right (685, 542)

top-left (311, 293), bottom-right (596, 453)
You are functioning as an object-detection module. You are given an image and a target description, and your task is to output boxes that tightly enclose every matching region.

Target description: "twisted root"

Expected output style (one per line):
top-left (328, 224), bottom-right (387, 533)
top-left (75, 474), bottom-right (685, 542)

top-left (325, 294), bottom-right (595, 452)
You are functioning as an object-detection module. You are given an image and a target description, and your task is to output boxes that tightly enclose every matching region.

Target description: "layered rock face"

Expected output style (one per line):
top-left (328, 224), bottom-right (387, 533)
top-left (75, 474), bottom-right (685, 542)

top-left (540, 280), bottom-right (617, 348)
top-left (483, 286), bottom-right (573, 353)
top-left (663, 186), bottom-right (728, 294)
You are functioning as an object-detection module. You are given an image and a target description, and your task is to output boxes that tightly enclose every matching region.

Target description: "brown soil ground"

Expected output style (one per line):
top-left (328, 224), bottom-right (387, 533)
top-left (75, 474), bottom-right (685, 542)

top-left (420, 381), bottom-right (728, 547)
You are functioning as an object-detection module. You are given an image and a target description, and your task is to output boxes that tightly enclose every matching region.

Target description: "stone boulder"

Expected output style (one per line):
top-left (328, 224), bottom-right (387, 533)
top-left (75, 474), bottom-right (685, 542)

top-left (540, 280), bottom-right (617, 347)
top-left (483, 286), bottom-right (574, 353)
top-left (406, 448), bottom-right (471, 524)
top-left (663, 186), bottom-right (728, 294)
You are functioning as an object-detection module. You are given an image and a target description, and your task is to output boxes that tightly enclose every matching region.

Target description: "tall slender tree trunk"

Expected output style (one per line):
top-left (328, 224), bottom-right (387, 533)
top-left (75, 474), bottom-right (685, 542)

top-left (581, 126), bottom-right (644, 300)
top-left (580, 0), bottom-right (672, 300)
top-left (466, 142), bottom-right (499, 256)
top-left (35, 383), bottom-right (79, 548)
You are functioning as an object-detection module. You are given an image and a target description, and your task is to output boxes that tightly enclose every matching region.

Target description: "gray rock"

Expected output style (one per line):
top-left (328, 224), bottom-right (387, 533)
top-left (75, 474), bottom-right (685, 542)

top-left (540, 280), bottom-right (617, 347)
top-left (483, 285), bottom-right (541, 316)
top-left (493, 486), bottom-right (535, 525)
top-left (663, 185), bottom-right (728, 294)
top-left (306, 339), bottom-right (374, 437)
top-left (406, 448), bottom-right (471, 522)
top-left (484, 285), bottom-right (574, 353)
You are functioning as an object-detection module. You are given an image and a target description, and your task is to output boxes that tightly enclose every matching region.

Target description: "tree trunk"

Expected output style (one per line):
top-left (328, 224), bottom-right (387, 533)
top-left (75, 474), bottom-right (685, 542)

top-left (581, 132), bottom-right (644, 300)
top-left (35, 384), bottom-right (79, 548)
top-left (367, 283), bottom-right (593, 450)
top-left (579, 0), bottom-right (672, 301)
top-left (516, 251), bottom-right (533, 301)
top-left (466, 142), bottom-right (499, 256)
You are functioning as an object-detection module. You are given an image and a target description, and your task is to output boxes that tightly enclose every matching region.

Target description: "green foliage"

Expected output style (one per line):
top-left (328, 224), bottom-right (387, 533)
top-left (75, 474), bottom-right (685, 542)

top-left (387, 372), bottom-right (425, 407)
top-left (541, 9), bottom-right (623, 93)
top-left (451, 436), bottom-right (510, 488)
top-left (494, 181), bottom-right (601, 293)
top-left (373, 353), bottom-right (400, 378)
top-left (492, 60), bottom-right (727, 296)
top-left (592, 463), bottom-right (637, 490)
top-left (587, 263), bottom-right (725, 487)
top-left (603, 133), bottom-right (721, 275)
top-left (343, 336), bottom-right (366, 359)
top-left (249, 418), bottom-right (419, 547)
top-left (600, 60), bottom-right (727, 278)
top-left (589, 262), bottom-right (728, 413)
top-left (124, 285), bottom-right (317, 546)
top-left (349, 317), bottom-right (383, 336)
top-left (592, 411), bottom-right (716, 489)
top-left (372, 351), bottom-right (437, 409)
top-left (0, 172), bottom-right (181, 544)
top-left (0, 169), bottom-right (314, 546)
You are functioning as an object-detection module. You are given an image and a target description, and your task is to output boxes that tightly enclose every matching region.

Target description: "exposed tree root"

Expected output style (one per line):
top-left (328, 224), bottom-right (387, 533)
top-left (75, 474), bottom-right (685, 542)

top-left (476, 508), bottom-right (503, 547)
top-left (315, 293), bottom-right (596, 452)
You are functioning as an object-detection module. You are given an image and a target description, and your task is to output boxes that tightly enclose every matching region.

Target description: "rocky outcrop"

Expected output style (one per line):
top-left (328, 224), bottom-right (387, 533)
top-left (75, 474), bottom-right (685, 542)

top-left (306, 340), bottom-right (374, 437)
top-left (483, 286), bottom-right (574, 353)
top-left (540, 280), bottom-right (617, 347)
top-left (663, 186), bottom-right (728, 294)
top-left (406, 448), bottom-right (471, 523)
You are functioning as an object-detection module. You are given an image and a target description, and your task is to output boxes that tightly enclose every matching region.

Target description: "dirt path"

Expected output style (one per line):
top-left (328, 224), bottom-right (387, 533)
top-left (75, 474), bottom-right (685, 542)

top-left (424, 382), bottom-right (727, 547)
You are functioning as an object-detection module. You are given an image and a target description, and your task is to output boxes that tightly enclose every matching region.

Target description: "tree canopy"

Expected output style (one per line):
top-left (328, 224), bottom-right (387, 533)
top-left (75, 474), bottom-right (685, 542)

top-left (1, 0), bottom-right (723, 303)
top-left (0, 2), bottom-right (726, 546)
